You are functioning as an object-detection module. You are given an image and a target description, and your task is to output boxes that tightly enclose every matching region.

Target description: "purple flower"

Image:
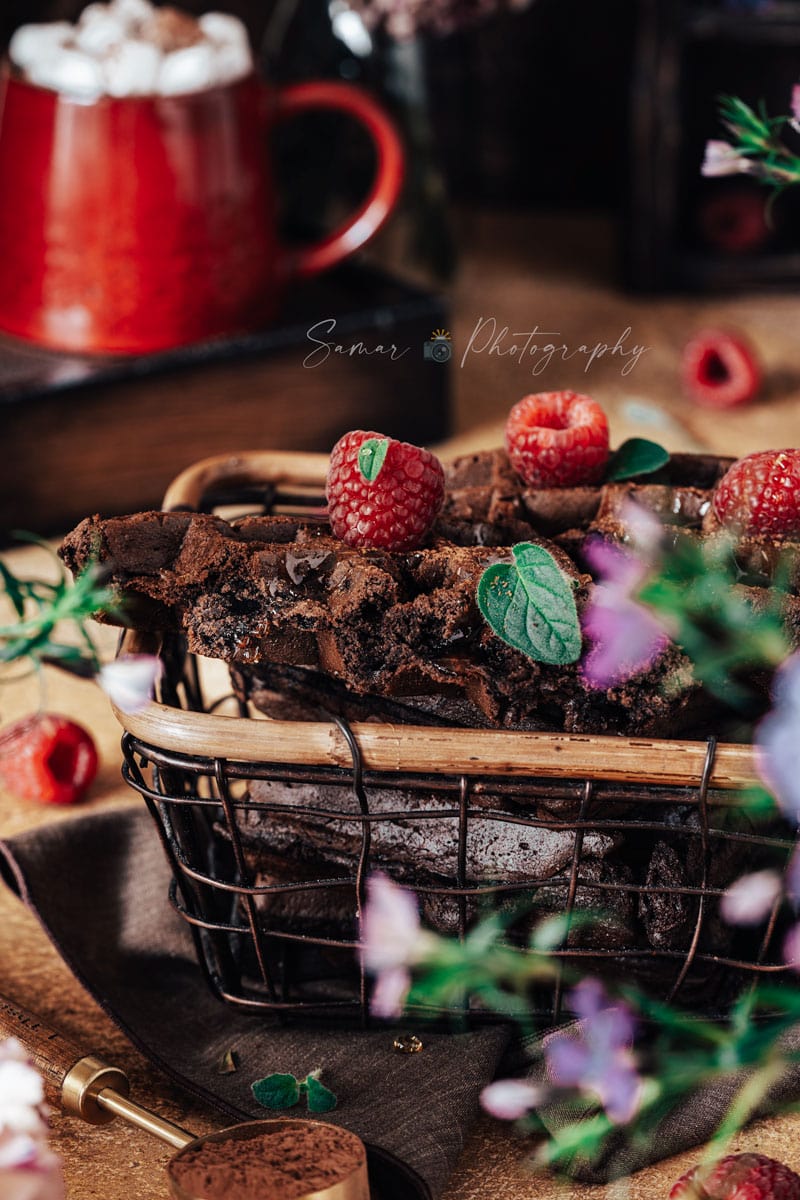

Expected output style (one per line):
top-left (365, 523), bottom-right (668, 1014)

top-left (791, 84), bottom-right (800, 134)
top-left (480, 1079), bottom-right (547, 1121)
top-left (784, 922), bottom-right (800, 971)
top-left (544, 979), bottom-right (641, 1125)
top-left (370, 967), bottom-right (413, 1021)
top-left (701, 140), bottom-right (754, 178)
top-left (720, 870), bottom-right (782, 926)
top-left (97, 655), bottom-right (162, 714)
top-left (787, 849), bottom-right (800, 906)
top-left (581, 535), bottom-right (670, 690)
top-left (360, 874), bottom-right (434, 1019)
top-left (756, 653), bottom-right (800, 824)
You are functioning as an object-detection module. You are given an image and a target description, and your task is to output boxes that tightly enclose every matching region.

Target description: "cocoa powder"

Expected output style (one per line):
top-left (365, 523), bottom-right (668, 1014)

top-left (140, 7), bottom-right (203, 51)
top-left (167, 1123), bottom-right (366, 1200)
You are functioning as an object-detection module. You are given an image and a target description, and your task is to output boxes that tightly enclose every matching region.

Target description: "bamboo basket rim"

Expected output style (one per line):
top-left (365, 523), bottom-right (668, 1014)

top-left (115, 449), bottom-right (758, 791)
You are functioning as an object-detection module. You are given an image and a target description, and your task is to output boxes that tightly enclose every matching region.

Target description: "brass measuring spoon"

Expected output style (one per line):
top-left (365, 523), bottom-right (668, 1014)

top-left (0, 993), bottom-right (370, 1200)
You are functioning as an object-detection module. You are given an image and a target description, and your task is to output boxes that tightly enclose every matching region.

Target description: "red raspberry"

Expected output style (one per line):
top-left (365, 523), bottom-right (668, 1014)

top-left (682, 330), bottom-right (762, 409)
top-left (326, 430), bottom-right (445, 551)
top-left (0, 714), bottom-right (98, 805)
top-left (713, 449), bottom-right (800, 538)
top-left (504, 391), bottom-right (610, 488)
top-left (670, 1153), bottom-right (800, 1199)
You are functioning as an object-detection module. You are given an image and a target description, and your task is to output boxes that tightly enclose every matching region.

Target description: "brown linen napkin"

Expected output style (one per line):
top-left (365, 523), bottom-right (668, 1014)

top-left (0, 806), bottom-right (511, 1200)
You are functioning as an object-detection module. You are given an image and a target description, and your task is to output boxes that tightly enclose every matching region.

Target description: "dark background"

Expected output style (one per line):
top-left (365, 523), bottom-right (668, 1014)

top-left (0, 0), bottom-right (638, 210)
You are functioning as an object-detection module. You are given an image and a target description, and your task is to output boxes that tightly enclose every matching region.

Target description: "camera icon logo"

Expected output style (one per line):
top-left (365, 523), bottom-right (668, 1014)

top-left (423, 328), bottom-right (452, 363)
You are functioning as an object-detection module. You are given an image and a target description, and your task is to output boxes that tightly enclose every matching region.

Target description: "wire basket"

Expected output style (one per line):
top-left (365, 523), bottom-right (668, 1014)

top-left (115, 452), bottom-right (798, 1024)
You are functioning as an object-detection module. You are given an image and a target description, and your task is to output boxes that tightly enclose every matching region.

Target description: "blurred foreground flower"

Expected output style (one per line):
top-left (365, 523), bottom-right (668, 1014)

top-left (721, 870), bottom-right (783, 926)
top-left (97, 654), bottom-right (162, 714)
top-left (791, 84), bottom-right (800, 134)
top-left (757, 654), bottom-right (800, 823)
top-left (582, 497), bottom-right (789, 703)
top-left (361, 874), bottom-right (435, 1018)
top-left (545, 979), bottom-right (642, 1124)
top-left (784, 924), bottom-right (800, 971)
top-left (0, 1038), bottom-right (64, 1198)
top-left (480, 1078), bottom-right (547, 1121)
top-left (581, 509), bottom-right (670, 689)
top-left (581, 541), bottom-right (669, 688)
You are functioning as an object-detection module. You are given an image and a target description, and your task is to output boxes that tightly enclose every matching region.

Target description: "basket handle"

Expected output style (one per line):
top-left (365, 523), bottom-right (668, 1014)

top-left (161, 450), bottom-right (329, 512)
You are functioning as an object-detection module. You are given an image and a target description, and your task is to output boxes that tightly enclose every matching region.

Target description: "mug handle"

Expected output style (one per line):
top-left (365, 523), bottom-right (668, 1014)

top-left (273, 80), bottom-right (405, 281)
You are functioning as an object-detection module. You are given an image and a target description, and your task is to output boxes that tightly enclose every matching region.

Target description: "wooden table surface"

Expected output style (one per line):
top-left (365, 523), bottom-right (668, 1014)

top-left (4, 210), bottom-right (800, 1197)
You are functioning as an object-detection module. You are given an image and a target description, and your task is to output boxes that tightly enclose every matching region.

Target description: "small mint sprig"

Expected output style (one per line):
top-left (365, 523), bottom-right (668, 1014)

top-left (605, 438), bottom-right (670, 482)
top-left (251, 1069), bottom-right (337, 1114)
top-left (477, 543), bottom-right (582, 665)
top-left (358, 438), bottom-right (390, 482)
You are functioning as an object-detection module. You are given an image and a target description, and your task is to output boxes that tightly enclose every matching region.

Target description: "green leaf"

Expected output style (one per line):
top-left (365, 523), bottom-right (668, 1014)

top-left (0, 561), bottom-right (26, 620)
top-left (357, 438), bottom-right (390, 483)
top-left (251, 1072), bottom-right (301, 1109)
top-left (605, 438), bottom-right (670, 482)
top-left (477, 542), bottom-right (582, 666)
top-left (305, 1075), bottom-right (338, 1113)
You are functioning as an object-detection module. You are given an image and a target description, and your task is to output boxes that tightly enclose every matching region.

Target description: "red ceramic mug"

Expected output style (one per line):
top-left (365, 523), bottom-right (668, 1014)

top-left (0, 66), bottom-right (404, 354)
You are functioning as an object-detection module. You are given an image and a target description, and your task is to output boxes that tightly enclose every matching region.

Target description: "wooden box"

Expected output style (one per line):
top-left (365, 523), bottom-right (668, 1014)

top-left (627, 0), bottom-right (800, 291)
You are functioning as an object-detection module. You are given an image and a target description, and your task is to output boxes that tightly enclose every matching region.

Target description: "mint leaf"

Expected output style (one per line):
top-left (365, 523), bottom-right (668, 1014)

top-left (251, 1072), bottom-right (301, 1109)
top-left (606, 438), bottom-right (670, 482)
top-left (305, 1075), bottom-right (338, 1113)
top-left (358, 438), bottom-right (390, 482)
top-left (477, 543), bottom-right (582, 666)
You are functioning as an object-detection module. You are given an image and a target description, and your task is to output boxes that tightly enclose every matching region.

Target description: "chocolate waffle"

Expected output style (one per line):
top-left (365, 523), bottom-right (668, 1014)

top-left (60, 447), bottom-right (800, 739)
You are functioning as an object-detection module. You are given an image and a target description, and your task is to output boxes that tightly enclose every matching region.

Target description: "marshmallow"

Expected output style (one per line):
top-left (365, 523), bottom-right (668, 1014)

top-left (199, 12), bottom-right (252, 83)
top-left (78, 3), bottom-right (110, 26)
top-left (102, 38), bottom-right (163, 96)
top-left (157, 43), bottom-right (217, 94)
top-left (108, 0), bottom-right (155, 31)
top-left (211, 39), bottom-right (253, 85)
top-left (27, 49), bottom-right (104, 99)
top-left (74, 11), bottom-right (127, 56)
top-left (8, 23), bottom-right (72, 72)
top-left (198, 12), bottom-right (251, 52)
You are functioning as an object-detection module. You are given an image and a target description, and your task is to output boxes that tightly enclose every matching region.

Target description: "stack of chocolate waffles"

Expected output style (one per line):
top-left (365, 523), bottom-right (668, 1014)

top-left (61, 445), bottom-right (800, 738)
top-left (60, 445), bottom-right (799, 993)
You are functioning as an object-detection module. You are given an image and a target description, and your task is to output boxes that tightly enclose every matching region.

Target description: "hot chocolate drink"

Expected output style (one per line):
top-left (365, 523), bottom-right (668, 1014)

top-left (9, 1), bottom-right (253, 100)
